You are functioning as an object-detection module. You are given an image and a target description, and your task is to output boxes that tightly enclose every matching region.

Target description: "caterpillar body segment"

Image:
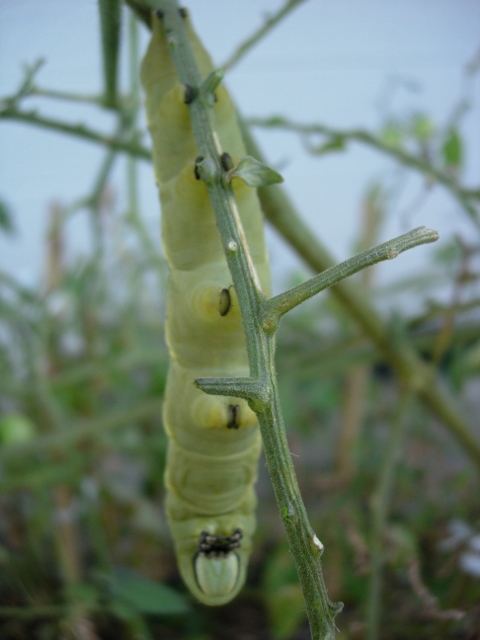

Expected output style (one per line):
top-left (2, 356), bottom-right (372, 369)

top-left (141, 13), bottom-right (271, 605)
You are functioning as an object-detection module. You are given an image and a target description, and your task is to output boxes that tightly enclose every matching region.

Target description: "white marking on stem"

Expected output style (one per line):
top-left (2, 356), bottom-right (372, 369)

top-left (313, 534), bottom-right (324, 552)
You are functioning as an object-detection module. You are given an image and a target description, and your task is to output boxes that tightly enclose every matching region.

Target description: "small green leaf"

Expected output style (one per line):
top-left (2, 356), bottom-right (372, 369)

top-left (410, 112), bottom-right (435, 141)
top-left (227, 156), bottom-right (283, 187)
top-left (200, 69), bottom-right (224, 105)
top-left (442, 128), bottom-right (463, 172)
top-left (308, 135), bottom-right (346, 156)
top-left (380, 122), bottom-right (403, 149)
top-left (265, 116), bottom-right (287, 127)
top-left (111, 569), bottom-right (190, 616)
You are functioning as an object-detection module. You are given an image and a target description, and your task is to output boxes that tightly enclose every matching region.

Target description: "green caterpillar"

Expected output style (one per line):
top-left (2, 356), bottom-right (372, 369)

top-left (141, 11), bottom-right (271, 605)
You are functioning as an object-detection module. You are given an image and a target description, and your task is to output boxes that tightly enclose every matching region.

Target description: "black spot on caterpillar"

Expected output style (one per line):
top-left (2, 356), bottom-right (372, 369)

top-left (227, 404), bottom-right (240, 429)
top-left (141, 11), bottom-right (271, 607)
top-left (194, 156), bottom-right (204, 180)
top-left (219, 287), bottom-right (232, 316)
top-left (179, 7), bottom-right (188, 19)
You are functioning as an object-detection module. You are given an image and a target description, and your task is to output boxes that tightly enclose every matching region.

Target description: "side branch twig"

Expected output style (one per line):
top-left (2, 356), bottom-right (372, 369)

top-left (263, 227), bottom-right (438, 330)
top-left (221, 0), bottom-right (309, 72)
top-left (239, 121), bottom-right (480, 471)
top-left (0, 106), bottom-right (151, 161)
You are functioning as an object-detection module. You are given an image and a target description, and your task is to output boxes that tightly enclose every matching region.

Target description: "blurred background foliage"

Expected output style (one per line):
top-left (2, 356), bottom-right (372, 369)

top-left (1, 1), bottom-right (480, 639)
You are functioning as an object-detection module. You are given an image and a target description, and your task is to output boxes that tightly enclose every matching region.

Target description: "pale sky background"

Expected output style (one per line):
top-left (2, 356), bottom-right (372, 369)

top-left (1, 0), bottom-right (479, 307)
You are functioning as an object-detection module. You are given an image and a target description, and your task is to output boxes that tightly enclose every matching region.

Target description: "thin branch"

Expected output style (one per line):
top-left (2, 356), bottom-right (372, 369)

top-left (123, 0), bottom-right (153, 28)
top-left (263, 227), bottom-right (438, 328)
top-left (239, 119), bottom-right (480, 470)
top-left (1, 58), bottom-right (46, 107)
top-left (1, 57), bottom-right (116, 110)
top-left (247, 115), bottom-right (480, 226)
top-left (407, 559), bottom-right (465, 622)
top-left (98, 0), bottom-right (122, 108)
top-left (221, 0), bottom-right (309, 72)
top-left (194, 376), bottom-right (270, 406)
top-left (0, 105), bottom-right (152, 160)
top-left (30, 86), bottom-right (106, 106)
top-left (124, 11), bottom-right (164, 269)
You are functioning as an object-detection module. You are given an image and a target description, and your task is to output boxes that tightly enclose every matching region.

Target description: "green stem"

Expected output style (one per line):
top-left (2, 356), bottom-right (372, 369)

top-left (123, 0), bottom-right (153, 27)
top-left (0, 106), bottom-right (151, 160)
top-left (98, 0), bottom-right (122, 108)
top-left (240, 121), bottom-right (480, 470)
top-left (152, 2), bottom-right (341, 637)
top-left (264, 226), bottom-right (438, 329)
top-left (127, 11), bottom-right (141, 216)
top-left (124, 13), bottom-right (164, 270)
top-left (221, 0), bottom-right (309, 71)
top-left (146, 3), bottom-right (440, 636)
top-left (30, 87), bottom-right (105, 106)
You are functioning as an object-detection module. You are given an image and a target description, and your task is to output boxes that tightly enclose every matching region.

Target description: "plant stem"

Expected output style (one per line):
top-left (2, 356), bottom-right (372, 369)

top-left (247, 116), bottom-right (480, 226)
top-left (98, 0), bottom-right (122, 108)
top-left (151, 2), bottom-right (341, 636)
top-left (147, 3), bottom-right (441, 636)
top-left (240, 122), bottom-right (480, 470)
top-left (221, 0), bottom-right (309, 71)
top-left (30, 87), bottom-right (104, 105)
top-left (263, 227), bottom-right (438, 328)
top-left (0, 106), bottom-right (151, 160)
top-left (124, 13), bottom-right (164, 271)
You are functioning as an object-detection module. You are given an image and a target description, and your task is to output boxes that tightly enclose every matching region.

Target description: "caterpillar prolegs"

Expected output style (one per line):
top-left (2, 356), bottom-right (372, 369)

top-left (141, 12), bottom-right (271, 605)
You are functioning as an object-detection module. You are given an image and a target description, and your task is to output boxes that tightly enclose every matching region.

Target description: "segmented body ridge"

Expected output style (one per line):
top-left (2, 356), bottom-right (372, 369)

top-left (141, 12), bottom-right (270, 605)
